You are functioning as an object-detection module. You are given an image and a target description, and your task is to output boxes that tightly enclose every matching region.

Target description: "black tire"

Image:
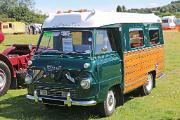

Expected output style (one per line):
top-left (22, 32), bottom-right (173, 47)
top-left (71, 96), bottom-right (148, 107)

top-left (140, 73), bottom-right (154, 96)
top-left (0, 61), bottom-right (11, 96)
top-left (97, 89), bottom-right (116, 117)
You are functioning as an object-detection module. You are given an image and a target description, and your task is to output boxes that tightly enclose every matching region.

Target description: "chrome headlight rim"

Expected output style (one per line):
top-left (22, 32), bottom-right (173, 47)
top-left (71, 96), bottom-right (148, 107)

top-left (80, 78), bottom-right (91, 89)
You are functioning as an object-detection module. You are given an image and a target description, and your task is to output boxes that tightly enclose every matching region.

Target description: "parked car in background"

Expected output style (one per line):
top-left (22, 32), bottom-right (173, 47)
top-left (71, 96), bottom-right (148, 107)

top-left (162, 16), bottom-right (176, 30)
top-left (25, 10), bottom-right (164, 117)
top-left (176, 18), bottom-right (180, 31)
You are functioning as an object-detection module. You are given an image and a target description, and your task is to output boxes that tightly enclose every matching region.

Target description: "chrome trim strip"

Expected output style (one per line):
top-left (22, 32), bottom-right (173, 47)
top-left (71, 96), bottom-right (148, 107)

top-left (26, 95), bottom-right (97, 106)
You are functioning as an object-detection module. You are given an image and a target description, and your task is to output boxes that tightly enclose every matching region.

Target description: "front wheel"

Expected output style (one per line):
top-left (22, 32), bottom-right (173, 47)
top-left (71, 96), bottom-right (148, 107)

top-left (140, 73), bottom-right (154, 96)
top-left (97, 89), bottom-right (116, 117)
top-left (0, 61), bottom-right (11, 96)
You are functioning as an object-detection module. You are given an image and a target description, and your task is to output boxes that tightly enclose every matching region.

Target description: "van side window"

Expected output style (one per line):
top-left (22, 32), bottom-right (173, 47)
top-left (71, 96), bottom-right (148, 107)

top-left (149, 29), bottom-right (159, 45)
top-left (129, 28), bottom-right (144, 48)
top-left (162, 20), bottom-right (168, 23)
top-left (96, 30), bottom-right (112, 54)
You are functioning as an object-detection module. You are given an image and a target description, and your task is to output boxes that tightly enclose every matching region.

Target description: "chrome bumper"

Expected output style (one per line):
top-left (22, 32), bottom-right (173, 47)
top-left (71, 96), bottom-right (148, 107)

top-left (26, 94), bottom-right (97, 106)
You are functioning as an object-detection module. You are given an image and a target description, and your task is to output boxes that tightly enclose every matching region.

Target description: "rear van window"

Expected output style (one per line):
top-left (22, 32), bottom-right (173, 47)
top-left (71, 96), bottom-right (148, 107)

top-left (149, 29), bottom-right (160, 45)
top-left (129, 28), bottom-right (144, 48)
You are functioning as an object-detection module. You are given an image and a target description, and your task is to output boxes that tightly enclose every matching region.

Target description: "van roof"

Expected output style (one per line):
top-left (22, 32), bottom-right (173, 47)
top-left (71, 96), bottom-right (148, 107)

top-left (162, 16), bottom-right (176, 19)
top-left (43, 10), bottom-right (162, 28)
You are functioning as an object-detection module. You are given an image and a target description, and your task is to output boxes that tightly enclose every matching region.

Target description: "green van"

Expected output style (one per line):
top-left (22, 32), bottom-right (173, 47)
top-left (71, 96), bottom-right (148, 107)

top-left (26, 10), bottom-right (164, 116)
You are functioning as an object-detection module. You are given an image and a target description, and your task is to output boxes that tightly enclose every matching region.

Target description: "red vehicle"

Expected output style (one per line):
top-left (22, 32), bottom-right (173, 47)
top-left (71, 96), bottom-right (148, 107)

top-left (0, 32), bottom-right (35, 96)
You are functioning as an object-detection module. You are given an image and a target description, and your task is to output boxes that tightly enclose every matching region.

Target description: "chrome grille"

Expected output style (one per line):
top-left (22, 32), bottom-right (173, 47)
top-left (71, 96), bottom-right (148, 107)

top-left (36, 86), bottom-right (77, 97)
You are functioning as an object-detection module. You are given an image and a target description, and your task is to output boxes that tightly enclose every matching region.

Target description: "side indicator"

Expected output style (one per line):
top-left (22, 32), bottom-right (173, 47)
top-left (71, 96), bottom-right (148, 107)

top-left (65, 92), bottom-right (72, 107)
top-left (34, 90), bottom-right (38, 103)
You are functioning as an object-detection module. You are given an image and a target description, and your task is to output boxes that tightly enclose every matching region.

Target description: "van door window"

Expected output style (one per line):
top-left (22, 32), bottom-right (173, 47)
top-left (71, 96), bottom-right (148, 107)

top-left (129, 28), bottom-right (144, 48)
top-left (149, 29), bottom-right (160, 45)
top-left (96, 30), bottom-right (112, 54)
top-left (107, 28), bottom-right (120, 51)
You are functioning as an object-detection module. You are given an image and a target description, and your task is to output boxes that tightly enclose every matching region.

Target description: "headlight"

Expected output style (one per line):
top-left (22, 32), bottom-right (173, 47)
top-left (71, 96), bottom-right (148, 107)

top-left (25, 74), bottom-right (33, 84)
top-left (28, 60), bottom-right (32, 66)
top-left (80, 78), bottom-right (91, 89)
top-left (84, 63), bottom-right (90, 69)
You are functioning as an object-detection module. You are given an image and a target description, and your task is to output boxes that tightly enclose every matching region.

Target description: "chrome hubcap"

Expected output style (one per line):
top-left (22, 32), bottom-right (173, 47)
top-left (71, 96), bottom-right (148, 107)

top-left (0, 69), bottom-right (6, 90)
top-left (106, 90), bottom-right (115, 112)
top-left (108, 96), bottom-right (113, 106)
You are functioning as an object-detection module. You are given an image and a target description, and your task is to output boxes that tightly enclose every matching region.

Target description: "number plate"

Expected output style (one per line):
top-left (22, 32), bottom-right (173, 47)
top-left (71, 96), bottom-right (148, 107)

top-left (40, 90), bottom-right (47, 95)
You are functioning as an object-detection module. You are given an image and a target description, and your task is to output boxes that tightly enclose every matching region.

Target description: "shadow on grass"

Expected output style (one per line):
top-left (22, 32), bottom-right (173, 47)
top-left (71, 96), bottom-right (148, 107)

top-left (0, 90), bottom-right (142, 120)
top-left (124, 89), bottom-right (142, 103)
top-left (0, 95), bottom-right (100, 120)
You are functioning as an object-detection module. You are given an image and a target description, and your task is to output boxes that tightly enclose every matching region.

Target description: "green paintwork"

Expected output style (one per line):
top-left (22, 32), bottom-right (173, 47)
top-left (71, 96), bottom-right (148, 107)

top-left (27, 22), bottom-right (164, 105)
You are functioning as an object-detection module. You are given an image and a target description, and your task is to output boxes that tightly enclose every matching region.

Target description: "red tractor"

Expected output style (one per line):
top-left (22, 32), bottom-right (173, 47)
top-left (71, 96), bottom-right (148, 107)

top-left (0, 32), bottom-right (36, 96)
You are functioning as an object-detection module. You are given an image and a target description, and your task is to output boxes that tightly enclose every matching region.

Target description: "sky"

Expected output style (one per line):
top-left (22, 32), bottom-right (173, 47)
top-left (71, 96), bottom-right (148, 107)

top-left (35, 0), bottom-right (173, 14)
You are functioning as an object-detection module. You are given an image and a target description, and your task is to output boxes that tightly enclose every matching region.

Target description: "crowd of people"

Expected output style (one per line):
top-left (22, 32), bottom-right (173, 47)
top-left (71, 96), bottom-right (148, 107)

top-left (27, 24), bottom-right (42, 35)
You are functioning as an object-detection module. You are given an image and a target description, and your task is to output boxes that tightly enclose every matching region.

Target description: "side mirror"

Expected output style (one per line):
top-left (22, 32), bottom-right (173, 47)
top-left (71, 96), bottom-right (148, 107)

top-left (0, 32), bottom-right (5, 43)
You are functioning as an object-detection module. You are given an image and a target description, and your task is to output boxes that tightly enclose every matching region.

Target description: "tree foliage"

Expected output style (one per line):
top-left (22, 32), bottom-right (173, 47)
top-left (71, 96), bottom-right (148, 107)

top-left (0, 0), bottom-right (47, 24)
top-left (117, 0), bottom-right (180, 18)
top-left (116, 5), bottom-right (122, 12)
top-left (116, 5), bottom-right (126, 12)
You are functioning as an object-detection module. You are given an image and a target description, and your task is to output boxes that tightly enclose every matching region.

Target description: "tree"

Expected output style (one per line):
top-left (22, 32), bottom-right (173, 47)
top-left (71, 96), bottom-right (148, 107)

top-left (0, 0), bottom-right (47, 24)
top-left (118, 0), bottom-right (180, 18)
top-left (0, 0), bottom-right (34, 10)
top-left (116, 5), bottom-right (122, 12)
top-left (122, 5), bottom-right (126, 12)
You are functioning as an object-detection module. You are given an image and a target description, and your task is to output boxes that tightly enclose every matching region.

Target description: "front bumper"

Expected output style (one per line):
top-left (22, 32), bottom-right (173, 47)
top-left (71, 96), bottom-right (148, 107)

top-left (26, 94), bottom-right (97, 107)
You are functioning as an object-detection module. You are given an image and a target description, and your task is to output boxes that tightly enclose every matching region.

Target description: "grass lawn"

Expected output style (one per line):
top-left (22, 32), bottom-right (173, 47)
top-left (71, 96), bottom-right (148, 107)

top-left (0, 31), bottom-right (180, 120)
top-left (0, 34), bottom-right (39, 51)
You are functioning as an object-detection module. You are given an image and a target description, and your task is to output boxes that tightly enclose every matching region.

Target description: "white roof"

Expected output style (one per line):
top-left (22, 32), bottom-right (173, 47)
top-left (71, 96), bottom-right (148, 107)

top-left (43, 10), bottom-right (162, 28)
top-left (162, 16), bottom-right (176, 20)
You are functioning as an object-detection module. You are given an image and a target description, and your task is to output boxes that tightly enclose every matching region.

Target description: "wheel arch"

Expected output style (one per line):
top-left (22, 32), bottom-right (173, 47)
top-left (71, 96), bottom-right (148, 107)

top-left (109, 84), bottom-right (124, 106)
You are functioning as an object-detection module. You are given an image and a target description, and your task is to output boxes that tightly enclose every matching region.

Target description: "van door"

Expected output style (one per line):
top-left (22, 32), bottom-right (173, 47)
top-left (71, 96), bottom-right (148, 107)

top-left (95, 29), bottom-right (123, 98)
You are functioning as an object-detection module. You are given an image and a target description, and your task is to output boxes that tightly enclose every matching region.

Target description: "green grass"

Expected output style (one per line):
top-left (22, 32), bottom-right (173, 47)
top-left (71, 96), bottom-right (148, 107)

top-left (0, 34), bottom-right (39, 52)
top-left (0, 31), bottom-right (180, 120)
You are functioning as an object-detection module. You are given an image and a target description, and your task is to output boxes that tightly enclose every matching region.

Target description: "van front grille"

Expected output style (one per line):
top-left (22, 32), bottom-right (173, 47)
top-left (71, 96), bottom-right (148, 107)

top-left (35, 86), bottom-right (77, 98)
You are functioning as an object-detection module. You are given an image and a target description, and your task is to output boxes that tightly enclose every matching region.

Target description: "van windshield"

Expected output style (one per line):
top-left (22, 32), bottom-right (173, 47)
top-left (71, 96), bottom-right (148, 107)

top-left (37, 30), bottom-right (93, 54)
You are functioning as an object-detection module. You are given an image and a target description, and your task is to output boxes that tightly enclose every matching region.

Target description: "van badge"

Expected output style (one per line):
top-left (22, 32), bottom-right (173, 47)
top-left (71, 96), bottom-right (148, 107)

top-left (47, 65), bottom-right (62, 72)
